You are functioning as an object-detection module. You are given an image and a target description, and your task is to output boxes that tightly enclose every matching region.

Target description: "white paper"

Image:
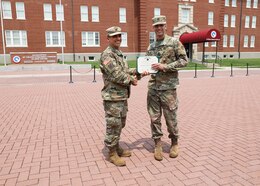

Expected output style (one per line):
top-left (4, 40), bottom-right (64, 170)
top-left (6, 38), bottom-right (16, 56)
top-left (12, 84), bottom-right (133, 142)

top-left (137, 56), bottom-right (158, 74)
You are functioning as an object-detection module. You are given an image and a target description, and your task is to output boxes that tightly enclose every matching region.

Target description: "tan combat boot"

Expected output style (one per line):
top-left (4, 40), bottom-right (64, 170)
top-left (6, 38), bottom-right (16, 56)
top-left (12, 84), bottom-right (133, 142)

top-left (109, 148), bottom-right (126, 166)
top-left (169, 139), bottom-right (179, 158)
top-left (154, 139), bottom-right (163, 161)
top-left (116, 144), bottom-right (132, 157)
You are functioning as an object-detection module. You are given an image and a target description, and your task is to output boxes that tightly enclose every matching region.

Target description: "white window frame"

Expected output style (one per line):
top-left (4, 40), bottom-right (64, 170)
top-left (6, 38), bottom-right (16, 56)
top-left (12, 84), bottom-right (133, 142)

top-left (5, 30), bottom-right (27, 47)
top-left (223, 35), bottom-right (228, 47)
top-left (231, 15), bottom-right (236, 27)
top-left (154, 8), bottom-right (160, 16)
top-left (245, 16), bottom-right (250, 28)
top-left (43, 4), bottom-right (52, 21)
top-left (45, 31), bottom-right (65, 47)
top-left (182, 8), bottom-right (191, 24)
top-left (80, 6), bottom-right (88, 22)
top-left (178, 5), bottom-right (193, 25)
top-left (82, 32), bottom-right (100, 47)
top-left (205, 42), bottom-right (209, 47)
top-left (230, 35), bottom-right (235, 47)
top-left (119, 8), bottom-right (126, 23)
top-left (231, 0), bottom-right (237, 7)
top-left (209, 0), bottom-right (214, 3)
top-left (225, 0), bottom-right (230, 6)
top-left (91, 6), bottom-right (99, 22)
top-left (250, 35), bottom-right (255, 47)
top-left (2, 1), bottom-right (12, 19)
top-left (56, 4), bottom-right (64, 21)
top-left (252, 16), bottom-right (256, 28)
top-left (16, 2), bottom-right (25, 20)
top-left (243, 35), bottom-right (249, 47)
top-left (149, 32), bottom-right (156, 44)
top-left (246, 0), bottom-right (251, 8)
top-left (224, 14), bottom-right (229, 27)
top-left (121, 32), bottom-right (128, 47)
top-left (208, 11), bottom-right (214, 25)
top-left (253, 0), bottom-right (258, 8)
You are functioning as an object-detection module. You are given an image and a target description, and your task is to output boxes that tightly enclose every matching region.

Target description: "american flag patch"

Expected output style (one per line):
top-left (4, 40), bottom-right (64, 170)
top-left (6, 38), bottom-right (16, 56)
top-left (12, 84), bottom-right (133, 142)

top-left (103, 58), bottom-right (110, 65)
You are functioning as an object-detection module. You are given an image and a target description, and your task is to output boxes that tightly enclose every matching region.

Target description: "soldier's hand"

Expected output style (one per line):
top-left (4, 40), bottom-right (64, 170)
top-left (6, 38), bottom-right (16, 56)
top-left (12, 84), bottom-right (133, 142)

top-left (152, 63), bottom-right (166, 71)
top-left (141, 71), bottom-right (150, 77)
top-left (131, 76), bottom-right (138, 86)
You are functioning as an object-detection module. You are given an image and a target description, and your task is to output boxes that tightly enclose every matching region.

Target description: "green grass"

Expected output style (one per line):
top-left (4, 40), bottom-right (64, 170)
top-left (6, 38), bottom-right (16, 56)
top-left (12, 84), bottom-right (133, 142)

top-left (57, 60), bottom-right (208, 70)
top-left (206, 58), bottom-right (260, 68)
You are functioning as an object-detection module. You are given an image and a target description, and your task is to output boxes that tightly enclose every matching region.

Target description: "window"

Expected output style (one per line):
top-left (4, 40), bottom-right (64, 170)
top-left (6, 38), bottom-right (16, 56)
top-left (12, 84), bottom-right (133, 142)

top-left (149, 32), bottom-right (156, 44)
top-left (56, 4), bottom-right (64, 21)
top-left (225, 0), bottom-right (230, 6)
top-left (91, 6), bottom-right (99, 22)
top-left (43, 4), bottom-right (52, 21)
top-left (244, 35), bottom-right (249, 47)
top-left (45, 31), bottom-right (65, 47)
top-left (208, 12), bottom-right (214, 25)
top-left (231, 0), bottom-right (237, 7)
top-left (88, 56), bottom-right (95, 61)
top-left (246, 0), bottom-right (251, 8)
top-left (16, 2), bottom-right (25, 19)
top-left (121, 32), bottom-right (127, 47)
top-left (82, 32), bottom-right (100, 47)
top-left (154, 8), bottom-right (161, 16)
top-left (223, 35), bottom-right (228, 47)
top-left (230, 35), bottom-right (235, 47)
top-left (231, 15), bottom-right (236, 27)
top-left (178, 5), bottom-right (193, 24)
top-left (205, 42), bottom-right (209, 47)
top-left (80, 6), bottom-right (88, 22)
top-left (119, 8), bottom-right (126, 23)
top-left (209, 0), bottom-right (214, 3)
top-left (211, 41), bottom-right (216, 47)
top-left (2, 1), bottom-right (12, 19)
top-left (252, 16), bottom-right (256, 28)
top-left (5, 30), bottom-right (27, 47)
top-left (250, 35), bottom-right (255, 47)
top-left (224, 14), bottom-right (229, 27)
top-left (245, 16), bottom-right (250, 28)
top-left (182, 8), bottom-right (191, 23)
top-left (253, 0), bottom-right (258, 8)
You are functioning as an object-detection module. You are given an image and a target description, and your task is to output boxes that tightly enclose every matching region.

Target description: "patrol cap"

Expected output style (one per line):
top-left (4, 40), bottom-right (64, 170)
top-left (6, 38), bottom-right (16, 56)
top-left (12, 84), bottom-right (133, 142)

top-left (106, 26), bottom-right (122, 37)
top-left (152, 15), bottom-right (167, 26)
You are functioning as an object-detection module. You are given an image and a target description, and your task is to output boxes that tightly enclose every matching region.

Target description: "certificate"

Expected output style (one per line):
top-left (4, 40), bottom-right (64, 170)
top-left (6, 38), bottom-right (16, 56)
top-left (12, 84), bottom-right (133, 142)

top-left (137, 56), bottom-right (158, 74)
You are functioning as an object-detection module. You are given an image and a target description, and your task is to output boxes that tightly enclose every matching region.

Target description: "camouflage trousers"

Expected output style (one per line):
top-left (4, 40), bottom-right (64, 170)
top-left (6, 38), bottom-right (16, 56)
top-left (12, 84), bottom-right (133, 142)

top-left (147, 88), bottom-right (179, 140)
top-left (103, 100), bottom-right (128, 149)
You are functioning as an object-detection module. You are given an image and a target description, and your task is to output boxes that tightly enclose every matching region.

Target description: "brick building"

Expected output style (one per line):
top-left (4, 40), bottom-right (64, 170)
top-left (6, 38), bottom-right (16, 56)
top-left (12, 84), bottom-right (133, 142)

top-left (0, 0), bottom-right (259, 64)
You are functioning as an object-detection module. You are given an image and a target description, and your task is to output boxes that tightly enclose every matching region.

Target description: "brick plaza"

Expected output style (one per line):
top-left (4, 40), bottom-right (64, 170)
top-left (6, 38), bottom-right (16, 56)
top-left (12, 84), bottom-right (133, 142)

top-left (0, 68), bottom-right (260, 186)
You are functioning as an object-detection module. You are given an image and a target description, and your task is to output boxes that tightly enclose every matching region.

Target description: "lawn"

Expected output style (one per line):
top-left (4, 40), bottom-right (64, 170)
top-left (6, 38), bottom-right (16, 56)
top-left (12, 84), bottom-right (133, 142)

top-left (206, 58), bottom-right (260, 68)
top-left (57, 60), bottom-right (208, 70)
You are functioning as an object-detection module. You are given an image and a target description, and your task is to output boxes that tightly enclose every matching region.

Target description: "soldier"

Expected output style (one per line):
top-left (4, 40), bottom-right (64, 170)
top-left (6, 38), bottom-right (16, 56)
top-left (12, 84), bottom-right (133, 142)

top-left (146, 15), bottom-right (188, 161)
top-left (100, 26), bottom-right (139, 166)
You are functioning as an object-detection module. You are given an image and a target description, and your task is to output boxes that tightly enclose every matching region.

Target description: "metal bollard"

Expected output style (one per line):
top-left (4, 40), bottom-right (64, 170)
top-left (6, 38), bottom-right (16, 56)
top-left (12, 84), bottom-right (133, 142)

top-left (246, 63), bottom-right (249, 76)
top-left (194, 63), bottom-right (197, 78)
top-left (69, 66), bottom-right (73, 83)
top-left (211, 63), bottom-right (215, 77)
top-left (230, 63), bottom-right (233, 77)
top-left (93, 65), bottom-right (97, 82)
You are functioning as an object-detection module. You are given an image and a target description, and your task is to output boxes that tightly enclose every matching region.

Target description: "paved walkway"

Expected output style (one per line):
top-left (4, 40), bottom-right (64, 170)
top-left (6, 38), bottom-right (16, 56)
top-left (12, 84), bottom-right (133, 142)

top-left (0, 68), bottom-right (260, 186)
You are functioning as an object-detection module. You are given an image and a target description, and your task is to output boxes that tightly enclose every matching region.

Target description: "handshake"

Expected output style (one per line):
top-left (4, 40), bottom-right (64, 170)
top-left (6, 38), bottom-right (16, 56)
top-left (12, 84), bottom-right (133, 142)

top-left (131, 71), bottom-right (150, 86)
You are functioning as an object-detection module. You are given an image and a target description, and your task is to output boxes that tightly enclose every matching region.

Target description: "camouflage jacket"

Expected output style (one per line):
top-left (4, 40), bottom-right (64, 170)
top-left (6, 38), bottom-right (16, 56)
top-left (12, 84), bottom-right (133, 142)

top-left (146, 35), bottom-right (188, 90)
top-left (100, 46), bottom-right (136, 101)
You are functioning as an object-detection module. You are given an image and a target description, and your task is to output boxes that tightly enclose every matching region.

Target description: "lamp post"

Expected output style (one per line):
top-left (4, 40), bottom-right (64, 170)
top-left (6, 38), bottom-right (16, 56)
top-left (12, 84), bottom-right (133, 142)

top-left (59, 0), bottom-right (64, 64)
top-left (0, 0), bottom-right (7, 66)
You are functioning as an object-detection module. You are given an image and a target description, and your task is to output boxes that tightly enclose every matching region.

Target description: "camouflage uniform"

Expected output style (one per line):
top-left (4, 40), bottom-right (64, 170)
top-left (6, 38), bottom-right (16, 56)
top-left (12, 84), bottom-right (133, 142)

top-left (100, 46), bottom-right (136, 150)
top-left (146, 34), bottom-right (188, 141)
